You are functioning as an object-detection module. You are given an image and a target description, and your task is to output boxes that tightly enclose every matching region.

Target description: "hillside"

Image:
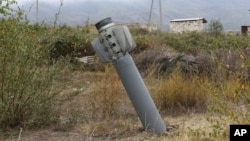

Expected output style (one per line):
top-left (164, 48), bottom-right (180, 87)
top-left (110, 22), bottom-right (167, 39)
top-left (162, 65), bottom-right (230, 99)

top-left (19, 0), bottom-right (250, 31)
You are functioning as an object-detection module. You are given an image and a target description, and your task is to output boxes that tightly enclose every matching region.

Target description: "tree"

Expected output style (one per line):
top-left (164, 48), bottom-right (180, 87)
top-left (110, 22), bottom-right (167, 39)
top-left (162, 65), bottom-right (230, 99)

top-left (207, 19), bottom-right (224, 35)
top-left (0, 0), bottom-right (17, 16)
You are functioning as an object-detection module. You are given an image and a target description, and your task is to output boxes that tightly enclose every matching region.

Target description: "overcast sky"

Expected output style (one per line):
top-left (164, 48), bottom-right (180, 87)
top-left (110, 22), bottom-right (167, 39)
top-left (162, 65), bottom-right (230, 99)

top-left (15, 0), bottom-right (250, 30)
top-left (18, 0), bottom-right (88, 5)
top-left (17, 0), bottom-right (137, 5)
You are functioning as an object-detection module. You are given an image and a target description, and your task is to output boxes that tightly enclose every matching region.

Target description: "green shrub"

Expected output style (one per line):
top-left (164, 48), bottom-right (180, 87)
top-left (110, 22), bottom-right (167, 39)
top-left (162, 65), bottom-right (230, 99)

top-left (0, 20), bottom-right (62, 129)
top-left (133, 35), bottom-right (151, 53)
top-left (0, 0), bottom-right (17, 16)
top-left (207, 19), bottom-right (224, 35)
top-left (163, 32), bottom-right (250, 54)
top-left (48, 26), bottom-right (95, 64)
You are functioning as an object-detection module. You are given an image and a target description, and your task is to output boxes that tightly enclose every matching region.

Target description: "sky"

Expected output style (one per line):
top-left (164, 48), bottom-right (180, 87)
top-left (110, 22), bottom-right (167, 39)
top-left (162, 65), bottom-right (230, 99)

top-left (18, 0), bottom-right (81, 5)
top-left (15, 0), bottom-right (250, 30)
top-left (16, 0), bottom-right (151, 24)
top-left (17, 0), bottom-right (137, 5)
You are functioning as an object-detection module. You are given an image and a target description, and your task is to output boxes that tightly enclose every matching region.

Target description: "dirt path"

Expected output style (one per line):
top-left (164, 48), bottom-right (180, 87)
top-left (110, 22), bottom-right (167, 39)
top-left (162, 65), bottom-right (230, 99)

top-left (3, 113), bottom-right (230, 141)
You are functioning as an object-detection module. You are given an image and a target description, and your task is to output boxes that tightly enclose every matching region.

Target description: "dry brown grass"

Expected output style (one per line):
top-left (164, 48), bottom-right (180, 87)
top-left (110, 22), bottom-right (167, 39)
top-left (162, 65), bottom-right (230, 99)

top-left (151, 69), bottom-right (209, 115)
top-left (3, 64), bottom-right (249, 141)
top-left (86, 65), bottom-right (128, 121)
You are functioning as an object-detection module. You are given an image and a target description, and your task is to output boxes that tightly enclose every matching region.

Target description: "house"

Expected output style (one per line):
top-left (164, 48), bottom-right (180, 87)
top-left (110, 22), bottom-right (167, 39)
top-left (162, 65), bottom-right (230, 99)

top-left (170, 17), bottom-right (207, 33)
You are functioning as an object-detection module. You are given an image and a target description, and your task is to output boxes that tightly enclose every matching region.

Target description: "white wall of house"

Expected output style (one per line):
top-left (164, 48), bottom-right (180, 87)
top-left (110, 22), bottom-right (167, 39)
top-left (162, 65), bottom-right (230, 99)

top-left (170, 19), bottom-right (206, 33)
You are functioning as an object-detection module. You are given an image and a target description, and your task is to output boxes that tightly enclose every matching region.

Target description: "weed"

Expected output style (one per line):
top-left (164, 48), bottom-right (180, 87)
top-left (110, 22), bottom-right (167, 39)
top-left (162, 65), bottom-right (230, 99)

top-left (86, 65), bottom-right (128, 121)
top-left (152, 69), bottom-right (208, 115)
top-left (133, 35), bottom-right (151, 53)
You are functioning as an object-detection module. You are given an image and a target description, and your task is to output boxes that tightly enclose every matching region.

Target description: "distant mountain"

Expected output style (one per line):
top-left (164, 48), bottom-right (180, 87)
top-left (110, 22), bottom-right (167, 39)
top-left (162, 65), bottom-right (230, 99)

top-left (19, 0), bottom-right (250, 31)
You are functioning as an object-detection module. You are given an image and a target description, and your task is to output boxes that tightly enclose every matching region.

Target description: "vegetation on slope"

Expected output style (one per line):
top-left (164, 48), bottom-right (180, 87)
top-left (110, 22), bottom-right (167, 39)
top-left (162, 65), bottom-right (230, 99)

top-left (0, 2), bottom-right (250, 140)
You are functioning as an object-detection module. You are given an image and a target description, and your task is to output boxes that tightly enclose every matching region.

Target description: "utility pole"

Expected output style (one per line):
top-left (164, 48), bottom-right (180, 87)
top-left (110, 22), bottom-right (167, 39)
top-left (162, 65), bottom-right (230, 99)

top-left (159, 0), bottom-right (162, 32)
top-left (148, 0), bottom-right (163, 32)
top-left (36, 0), bottom-right (38, 23)
top-left (148, 0), bottom-right (154, 31)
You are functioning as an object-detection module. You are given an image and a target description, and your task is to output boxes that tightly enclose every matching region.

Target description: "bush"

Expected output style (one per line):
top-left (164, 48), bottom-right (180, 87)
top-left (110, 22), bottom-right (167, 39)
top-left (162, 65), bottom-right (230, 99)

top-left (207, 19), bottom-right (224, 35)
top-left (164, 32), bottom-right (250, 54)
top-left (48, 26), bottom-right (96, 64)
top-left (133, 35), bottom-right (151, 53)
top-left (0, 0), bottom-right (17, 16)
top-left (0, 20), bottom-right (62, 129)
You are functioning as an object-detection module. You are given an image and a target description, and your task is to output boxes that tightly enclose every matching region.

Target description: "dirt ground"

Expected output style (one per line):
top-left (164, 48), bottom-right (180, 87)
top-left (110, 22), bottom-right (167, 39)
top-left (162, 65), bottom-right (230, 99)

top-left (3, 113), bottom-right (230, 141)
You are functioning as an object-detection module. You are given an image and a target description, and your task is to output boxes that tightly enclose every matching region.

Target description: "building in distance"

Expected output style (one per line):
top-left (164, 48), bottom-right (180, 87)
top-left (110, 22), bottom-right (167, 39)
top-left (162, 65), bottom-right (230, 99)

top-left (170, 17), bottom-right (207, 33)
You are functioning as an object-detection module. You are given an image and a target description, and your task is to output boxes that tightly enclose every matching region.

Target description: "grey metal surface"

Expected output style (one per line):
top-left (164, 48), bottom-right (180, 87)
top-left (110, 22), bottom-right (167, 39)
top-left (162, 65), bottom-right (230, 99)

top-left (92, 38), bottom-right (112, 63)
top-left (113, 54), bottom-right (166, 134)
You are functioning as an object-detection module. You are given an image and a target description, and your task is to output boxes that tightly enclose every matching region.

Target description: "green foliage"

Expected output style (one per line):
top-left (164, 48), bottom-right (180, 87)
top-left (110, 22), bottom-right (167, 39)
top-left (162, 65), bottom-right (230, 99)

top-left (48, 26), bottom-right (95, 65)
top-left (130, 28), bottom-right (149, 35)
top-left (208, 19), bottom-right (224, 35)
top-left (133, 35), bottom-right (150, 53)
top-left (164, 32), bottom-right (250, 53)
top-left (0, 19), bottom-right (62, 129)
top-left (0, 0), bottom-right (17, 16)
top-left (0, 17), bottom-right (99, 130)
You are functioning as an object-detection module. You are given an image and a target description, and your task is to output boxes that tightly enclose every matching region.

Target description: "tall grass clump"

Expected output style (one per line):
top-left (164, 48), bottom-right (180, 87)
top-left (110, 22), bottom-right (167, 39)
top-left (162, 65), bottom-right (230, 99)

top-left (86, 65), bottom-right (126, 122)
top-left (152, 69), bottom-right (209, 115)
top-left (0, 19), bottom-right (63, 129)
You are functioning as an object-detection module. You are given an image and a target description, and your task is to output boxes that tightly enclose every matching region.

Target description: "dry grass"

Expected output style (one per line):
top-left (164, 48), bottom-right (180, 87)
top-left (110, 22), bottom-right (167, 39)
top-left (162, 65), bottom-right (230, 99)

top-left (151, 69), bottom-right (209, 115)
top-left (2, 64), bottom-right (250, 141)
top-left (86, 65), bottom-right (128, 121)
